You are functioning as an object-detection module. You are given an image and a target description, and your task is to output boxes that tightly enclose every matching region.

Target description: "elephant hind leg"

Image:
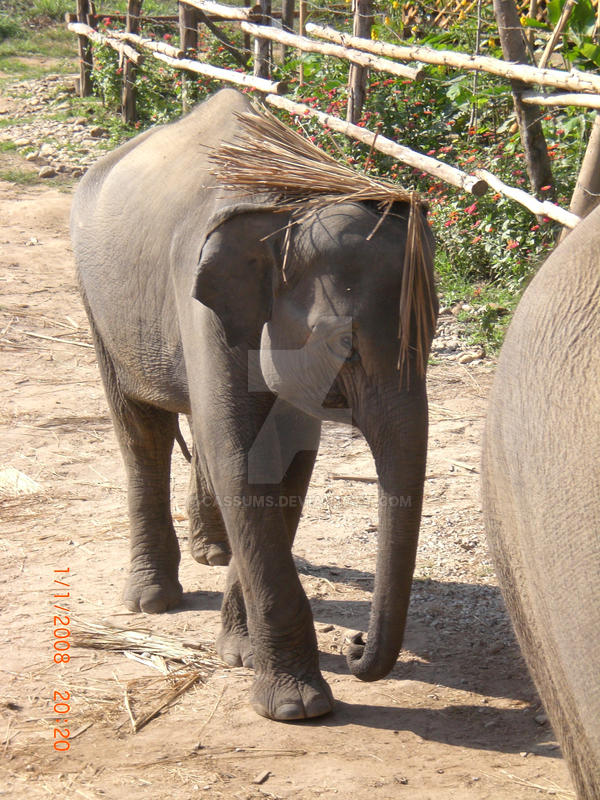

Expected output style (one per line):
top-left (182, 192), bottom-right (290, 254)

top-left (187, 440), bottom-right (231, 567)
top-left (86, 314), bottom-right (182, 613)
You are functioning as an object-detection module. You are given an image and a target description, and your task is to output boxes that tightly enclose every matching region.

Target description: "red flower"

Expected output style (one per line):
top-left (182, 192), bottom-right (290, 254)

top-left (506, 239), bottom-right (519, 250)
top-left (164, 33), bottom-right (172, 41)
top-left (464, 202), bottom-right (478, 215)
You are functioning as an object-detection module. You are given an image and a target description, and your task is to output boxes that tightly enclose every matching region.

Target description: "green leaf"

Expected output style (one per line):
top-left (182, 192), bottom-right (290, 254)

top-left (520, 16), bottom-right (550, 29)
top-left (575, 40), bottom-right (600, 68)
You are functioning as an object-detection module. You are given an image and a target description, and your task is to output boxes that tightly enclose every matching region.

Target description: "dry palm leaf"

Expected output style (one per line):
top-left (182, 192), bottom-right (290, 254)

top-left (209, 104), bottom-right (437, 382)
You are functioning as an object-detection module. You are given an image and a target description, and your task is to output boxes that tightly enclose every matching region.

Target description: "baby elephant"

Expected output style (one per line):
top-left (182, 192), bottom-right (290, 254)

top-left (71, 88), bottom-right (437, 721)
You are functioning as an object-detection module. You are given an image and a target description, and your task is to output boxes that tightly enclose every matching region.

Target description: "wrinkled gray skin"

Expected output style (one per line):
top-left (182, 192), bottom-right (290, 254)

top-left (482, 206), bottom-right (600, 798)
top-left (71, 88), bottom-right (437, 722)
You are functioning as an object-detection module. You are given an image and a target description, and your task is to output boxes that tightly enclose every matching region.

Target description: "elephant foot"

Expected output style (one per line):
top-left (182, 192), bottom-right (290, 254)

top-left (123, 573), bottom-right (183, 614)
top-left (191, 537), bottom-right (231, 566)
top-left (251, 670), bottom-right (334, 721)
top-left (217, 629), bottom-right (254, 668)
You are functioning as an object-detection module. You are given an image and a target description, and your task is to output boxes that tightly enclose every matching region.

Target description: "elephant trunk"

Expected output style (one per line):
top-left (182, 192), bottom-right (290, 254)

top-left (347, 383), bottom-right (428, 681)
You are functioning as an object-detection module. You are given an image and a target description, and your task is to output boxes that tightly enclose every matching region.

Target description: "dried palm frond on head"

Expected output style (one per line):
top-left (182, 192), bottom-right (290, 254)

top-left (209, 103), bottom-right (437, 384)
top-left (209, 104), bottom-right (414, 209)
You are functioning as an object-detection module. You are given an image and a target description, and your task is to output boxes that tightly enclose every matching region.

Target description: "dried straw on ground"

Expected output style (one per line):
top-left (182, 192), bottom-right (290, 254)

top-left (72, 618), bottom-right (228, 732)
top-left (72, 617), bottom-right (223, 673)
top-left (209, 104), bottom-right (437, 381)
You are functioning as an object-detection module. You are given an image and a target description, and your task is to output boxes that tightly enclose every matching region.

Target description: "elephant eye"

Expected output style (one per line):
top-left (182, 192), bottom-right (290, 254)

top-left (340, 335), bottom-right (353, 350)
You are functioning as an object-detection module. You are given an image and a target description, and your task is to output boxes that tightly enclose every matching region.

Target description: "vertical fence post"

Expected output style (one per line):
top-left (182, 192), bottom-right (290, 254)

top-left (179, 1), bottom-right (199, 52)
top-left (254, 0), bottom-right (272, 79)
top-left (281, 0), bottom-right (295, 61)
top-left (122, 0), bottom-right (142, 124)
top-left (298, 0), bottom-right (306, 83)
top-left (347, 0), bottom-right (373, 124)
top-left (244, 0), bottom-right (252, 55)
top-left (76, 0), bottom-right (93, 96)
top-left (179, 2), bottom-right (199, 113)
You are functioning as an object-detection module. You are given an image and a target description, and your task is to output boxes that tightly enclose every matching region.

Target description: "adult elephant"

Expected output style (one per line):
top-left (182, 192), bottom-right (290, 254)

top-left (71, 88), bottom-right (437, 721)
top-left (482, 206), bottom-right (600, 798)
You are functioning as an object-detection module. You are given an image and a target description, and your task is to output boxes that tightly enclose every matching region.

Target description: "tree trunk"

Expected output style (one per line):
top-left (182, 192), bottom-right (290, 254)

top-left (493, 0), bottom-right (554, 199)
top-left (568, 113), bottom-right (600, 219)
top-left (121, 0), bottom-right (142, 124)
top-left (347, 0), bottom-right (373, 124)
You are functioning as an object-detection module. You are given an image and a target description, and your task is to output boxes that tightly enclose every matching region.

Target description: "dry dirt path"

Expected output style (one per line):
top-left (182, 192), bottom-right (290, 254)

top-left (0, 182), bottom-right (573, 800)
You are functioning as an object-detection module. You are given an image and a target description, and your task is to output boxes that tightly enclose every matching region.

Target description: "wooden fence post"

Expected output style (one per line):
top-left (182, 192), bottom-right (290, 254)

top-left (281, 0), bottom-right (295, 61)
top-left (76, 0), bottom-right (93, 96)
top-left (347, 0), bottom-right (373, 124)
top-left (254, 0), bottom-right (271, 79)
top-left (179, 2), bottom-right (198, 114)
top-left (122, 0), bottom-right (143, 124)
top-left (179, 1), bottom-right (199, 53)
top-left (298, 0), bottom-right (306, 83)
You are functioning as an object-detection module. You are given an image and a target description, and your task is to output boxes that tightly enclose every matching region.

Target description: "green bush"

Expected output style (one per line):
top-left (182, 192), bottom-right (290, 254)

top-left (0, 15), bottom-right (23, 42)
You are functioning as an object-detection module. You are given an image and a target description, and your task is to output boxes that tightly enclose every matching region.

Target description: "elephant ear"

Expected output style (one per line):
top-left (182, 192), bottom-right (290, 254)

top-left (193, 205), bottom-right (286, 347)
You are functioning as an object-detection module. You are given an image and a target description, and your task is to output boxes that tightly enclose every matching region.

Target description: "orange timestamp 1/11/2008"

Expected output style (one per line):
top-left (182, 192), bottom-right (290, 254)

top-left (53, 567), bottom-right (71, 752)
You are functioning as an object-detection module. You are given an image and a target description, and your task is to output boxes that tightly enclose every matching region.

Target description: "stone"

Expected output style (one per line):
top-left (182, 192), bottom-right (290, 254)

top-left (39, 166), bottom-right (57, 179)
top-left (39, 143), bottom-right (54, 157)
top-left (14, 137), bottom-right (31, 147)
top-left (25, 152), bottom-right (38, 162)
top-left (74, 117), bottom-right (87, 126)
top-left (89, 126), bottom-right (108, 138)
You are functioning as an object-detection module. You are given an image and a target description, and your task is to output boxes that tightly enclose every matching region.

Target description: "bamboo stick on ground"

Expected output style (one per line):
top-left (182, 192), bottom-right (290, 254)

top-left (473, 169), bottom-right (581, 228)
top-left (152, 51), bottom-right (286, 94)
top-left (264, 93), bottom-right (488, 196)
top-left (306, 22), bottom-right (600, 94)
top-left (68, 22), bottom-right (144, 66)
top-left (241, 21), bottom-right (423, 82)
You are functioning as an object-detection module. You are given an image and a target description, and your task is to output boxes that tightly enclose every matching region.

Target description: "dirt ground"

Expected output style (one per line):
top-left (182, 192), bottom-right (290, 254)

top-left (0, 181), bottom-right (574, 800)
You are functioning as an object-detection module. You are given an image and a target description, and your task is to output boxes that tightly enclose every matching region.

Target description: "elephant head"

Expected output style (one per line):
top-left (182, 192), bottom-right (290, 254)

top-left (193, 196), bottom-right (437, 682)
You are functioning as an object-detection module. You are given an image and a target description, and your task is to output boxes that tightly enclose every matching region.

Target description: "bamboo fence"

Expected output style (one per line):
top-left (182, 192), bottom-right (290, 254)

top-left (67, 0), bottom-right (596, 228)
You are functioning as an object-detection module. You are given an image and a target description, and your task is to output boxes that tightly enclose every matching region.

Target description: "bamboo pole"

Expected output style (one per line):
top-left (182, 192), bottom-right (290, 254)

top-left (241, 22), bottom-right (423, 81)
top-left (306, 22), bottom-right (600, 94)
top-left (68, 22), bottom-right (144, 66)
top-left (180, 0), bottom-right (262, 21)
top-left (111, 30), bottom-right (184, 59)
top-left (521, 91), bottom-right (600, 109)
top-left (473, 169), bottom-right (580, 227)
top-left (152, 51), bottom-right (286, 93)
top-left (263, 93), bottom-right (488, 196)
